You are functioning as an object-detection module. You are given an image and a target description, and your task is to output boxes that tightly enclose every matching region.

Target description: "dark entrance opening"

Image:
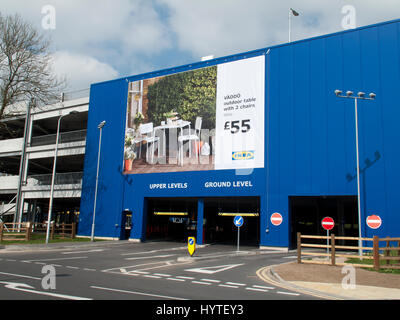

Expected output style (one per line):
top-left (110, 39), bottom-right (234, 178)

top-left (289, 196), bottom-right (358, 249)
top-left (146, 197), bottom-right (197, 242)
top-left (203, 197), bottom-right (260, 246)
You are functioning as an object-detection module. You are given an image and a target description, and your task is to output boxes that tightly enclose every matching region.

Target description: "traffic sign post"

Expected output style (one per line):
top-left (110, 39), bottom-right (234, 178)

top-left (321, 217), bottom-right (335, 258)
top-left (188, 237), bottom-right (196, 257)
top-left (233, 215), bottom-right (243, 252)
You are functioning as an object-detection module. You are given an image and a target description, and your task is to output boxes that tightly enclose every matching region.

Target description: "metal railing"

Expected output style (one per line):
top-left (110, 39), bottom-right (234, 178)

top-left (61, 89), bottom-right (90, 102)
top-left (30, 129), bottom-right (87, 147)
top-left (26, 172), bottom-right (83, 186)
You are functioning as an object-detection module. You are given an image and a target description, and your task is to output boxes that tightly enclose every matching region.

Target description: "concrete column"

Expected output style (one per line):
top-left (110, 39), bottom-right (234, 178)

top-left (196, 198), bottom-right (204, 245)
top-left (129, 198), bottom-right (147, 242)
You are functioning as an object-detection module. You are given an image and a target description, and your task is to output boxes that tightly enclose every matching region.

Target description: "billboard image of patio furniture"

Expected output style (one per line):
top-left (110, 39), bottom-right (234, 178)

top-left (123, 55), bottom-right (265, 174)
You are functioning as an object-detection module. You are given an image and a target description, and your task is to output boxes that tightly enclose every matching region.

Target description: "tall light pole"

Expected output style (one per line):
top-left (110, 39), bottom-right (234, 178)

top-left (91, 120), bottom-right (106, 242)
top-left (46, 110), bottom-right (79, 244)
top-left (335, 90), bottom-right (376, 256)
top-left (289, 8), bottom-right (299, 43)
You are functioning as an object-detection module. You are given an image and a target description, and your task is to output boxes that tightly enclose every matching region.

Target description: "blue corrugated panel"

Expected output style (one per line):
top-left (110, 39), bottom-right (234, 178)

top-left (80, 19), bottom-right (400, 247)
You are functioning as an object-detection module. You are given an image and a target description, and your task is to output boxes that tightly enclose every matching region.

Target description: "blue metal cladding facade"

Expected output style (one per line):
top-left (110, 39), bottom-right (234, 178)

top-left (79, 19), bottom-right (400, 247)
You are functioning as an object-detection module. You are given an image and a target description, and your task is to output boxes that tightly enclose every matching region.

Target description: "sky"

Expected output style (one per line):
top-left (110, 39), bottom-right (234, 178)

top-left (2, 0), bottom-right (400, 92)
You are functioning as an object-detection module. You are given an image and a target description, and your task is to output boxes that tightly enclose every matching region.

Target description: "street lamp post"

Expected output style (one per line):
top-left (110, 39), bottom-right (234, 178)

top-left (46, 110), bottom-right (79, 244)
top-left (91, 120), bottom-right (106, 242)
top-left (289, 8), bottom-right (299, 43)
top-left (334, 90), bottom-right (376, 256)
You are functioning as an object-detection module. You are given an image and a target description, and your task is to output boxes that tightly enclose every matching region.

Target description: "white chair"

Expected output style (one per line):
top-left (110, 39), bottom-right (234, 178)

top-left (134, 122), bottom-right (160, 164)
top-left (178, 117), bottom-right (202, 166)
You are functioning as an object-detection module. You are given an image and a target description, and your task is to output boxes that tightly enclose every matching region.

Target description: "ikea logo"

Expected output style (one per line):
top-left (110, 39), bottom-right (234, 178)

top-left (232, 151), bottom-right (254, 160)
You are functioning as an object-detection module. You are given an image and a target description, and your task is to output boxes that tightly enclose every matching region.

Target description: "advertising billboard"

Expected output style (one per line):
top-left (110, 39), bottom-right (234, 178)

top-left (123, 55), bottom-right (265, 174)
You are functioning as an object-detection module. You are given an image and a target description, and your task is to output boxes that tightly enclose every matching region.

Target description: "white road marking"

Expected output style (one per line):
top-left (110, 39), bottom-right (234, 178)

top-left (102, 261), bottom-right (169, 273)
top-left (226, 282), bottom-right (246, 286)
top-left (121, 251), bottom-right (157, 256)
top-left (277, 291), bottom-right (300, 296)
top-left (185, 263), bottom-right (244, 274)
top-left (0, 272), bottom-right (41, 281)
top-left (176, 276), bottom-right (194, 280)
top-left (144, 275), bottom-right (162, 279)
top-left (134, 260), bottom-right (193, 272)
top-left (83, 268), bottom-right (96, 272)
top-left (252, 285), bottom-right (275, 290)
top-left (167, 277), bottom-right (185, 282)
top-left (129, 270), bottom-right (149, 274)
top-left (24, 256), bottom-right (88, 262)
top-left (125, 254), bottom-right (175, 261)
top-left (200, 279), bottom-right (221, 283)
top-left (219, 284), bottom-right (239, 289)
top-left (62, 249), bottom-right (105, 255)
top-left (153, 273), bottom-right (171, 277)
top-left (0, 281), bottom-right (91, 300)
top-left (192, 281), bottom-right (212, 285)
top-left (246, 287), bottom-right (269, 292)
top-left (91, 285), bottom-right (187, 300)
top-left (121, 246), bottom-right (187, 256)
top-left (66, 266), bottom-right (79, 270)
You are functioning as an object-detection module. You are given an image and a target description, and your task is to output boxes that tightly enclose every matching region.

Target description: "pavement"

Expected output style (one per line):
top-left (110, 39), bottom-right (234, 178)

top-left (257, 260), bottom-right (400, 300)
top-left (1, 240), bottom-right (400, 300)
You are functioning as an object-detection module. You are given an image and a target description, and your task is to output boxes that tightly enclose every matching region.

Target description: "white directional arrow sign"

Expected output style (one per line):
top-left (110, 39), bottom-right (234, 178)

top-left (0, 281), bottom-right (91, 300)
top-left (0, 281), bottom-right (35, 290)
top-left (184, 263), bottom-right (244, 274)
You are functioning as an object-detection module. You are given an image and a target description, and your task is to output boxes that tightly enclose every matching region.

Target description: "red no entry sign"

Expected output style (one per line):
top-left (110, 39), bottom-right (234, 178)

top-left (366, 215), bottom-right (382, 229)
top-left (321, 217), bottom-right (334, 231)
top-left (270, 212), bottom-right (283, 226)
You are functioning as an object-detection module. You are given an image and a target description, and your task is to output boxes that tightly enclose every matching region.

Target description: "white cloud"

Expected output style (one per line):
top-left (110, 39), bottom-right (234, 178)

top-left (50, 51), bottom-right (119, 91)
top-left (158, 0), bottom-right (400, 58)
top-left (0, 0), bottom-right (172, 59)
top-left (2, 0), bottom-right (400, 85)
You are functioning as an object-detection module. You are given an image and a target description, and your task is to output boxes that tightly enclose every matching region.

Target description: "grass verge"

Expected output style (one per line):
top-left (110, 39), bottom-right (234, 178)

top-left (0, 233), bottom-right (92, 245)
top-left (346, 251), bottom-right (400, 275)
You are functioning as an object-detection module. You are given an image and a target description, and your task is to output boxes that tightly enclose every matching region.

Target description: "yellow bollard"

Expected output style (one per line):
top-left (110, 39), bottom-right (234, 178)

top-left (188, 237), bottom-right (196, 257)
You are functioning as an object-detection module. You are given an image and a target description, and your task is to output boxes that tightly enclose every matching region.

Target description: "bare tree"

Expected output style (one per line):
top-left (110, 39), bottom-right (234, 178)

top-left (0, 12), bottom-right (66, 121)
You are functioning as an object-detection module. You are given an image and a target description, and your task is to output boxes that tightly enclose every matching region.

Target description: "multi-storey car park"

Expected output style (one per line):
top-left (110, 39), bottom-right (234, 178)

top-left (0, 91), bottom-right (89, 228)
top-left (78, 18), bottom-right (400, 249)
top-left (2, 19), bottom-right (400, 250)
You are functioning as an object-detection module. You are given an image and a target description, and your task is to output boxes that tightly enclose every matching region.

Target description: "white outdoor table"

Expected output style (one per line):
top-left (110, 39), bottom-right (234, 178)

top-left (154, 120), bottom-right (191, 160)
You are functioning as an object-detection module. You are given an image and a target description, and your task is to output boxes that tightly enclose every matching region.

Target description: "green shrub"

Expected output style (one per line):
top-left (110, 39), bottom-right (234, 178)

top-left (146, 66), bottom-right (217, 129)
